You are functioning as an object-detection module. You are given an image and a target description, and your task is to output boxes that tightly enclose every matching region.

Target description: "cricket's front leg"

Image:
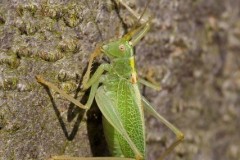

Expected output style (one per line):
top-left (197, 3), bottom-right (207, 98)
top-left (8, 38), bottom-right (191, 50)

top-left (81, 44), bottom-right (102, 90)
top-left (36, 43), bottom-right (108, 110)
top-left (116, 0), bottom-right (151, 46)
top-left (138, 78), bottom-right (161, 91)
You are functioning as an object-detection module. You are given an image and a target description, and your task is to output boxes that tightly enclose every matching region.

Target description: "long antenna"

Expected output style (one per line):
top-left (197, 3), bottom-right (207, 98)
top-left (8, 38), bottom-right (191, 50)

top-left (137, 0), bottom-right (152, 24)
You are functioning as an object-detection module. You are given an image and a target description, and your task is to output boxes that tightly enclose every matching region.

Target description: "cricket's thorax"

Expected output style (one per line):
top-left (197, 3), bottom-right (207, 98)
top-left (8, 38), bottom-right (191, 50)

top-left (111, 56), bottom-right (137, 84)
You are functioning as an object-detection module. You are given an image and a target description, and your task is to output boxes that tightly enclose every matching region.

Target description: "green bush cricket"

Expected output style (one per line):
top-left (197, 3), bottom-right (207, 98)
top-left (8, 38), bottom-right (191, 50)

top-left (36, 0), bottom-right (184, 159)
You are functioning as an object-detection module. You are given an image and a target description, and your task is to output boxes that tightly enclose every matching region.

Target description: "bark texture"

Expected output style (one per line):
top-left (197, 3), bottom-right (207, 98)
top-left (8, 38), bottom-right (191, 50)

top-left (0, 0), bottom-right (239, 160)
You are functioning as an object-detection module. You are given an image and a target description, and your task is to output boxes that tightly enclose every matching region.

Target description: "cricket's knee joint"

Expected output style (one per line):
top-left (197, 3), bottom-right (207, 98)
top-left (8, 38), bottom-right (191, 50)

top-left (35, 75), bottom-right (44, 83)
top-left (81, 82), bottom-right (88, 91)
top-left (177, 132), bottom-right (184, 141)
top-left (84, 105), bottom-right (90, 110)
top-left (143, 21), bottom-right (151, 29)
top-left (81, 83), bottom-right (86, 90)
top-left (136, 154), bottom-right (143, 160)
top-left (146, 22), bottom-right (151, 27)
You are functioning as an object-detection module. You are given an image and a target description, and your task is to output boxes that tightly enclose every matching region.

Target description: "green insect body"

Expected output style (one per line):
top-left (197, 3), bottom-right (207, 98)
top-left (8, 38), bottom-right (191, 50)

top-left (36, 1), bottom-right (184, 160)
top-left (97, 40), bottom-right (145, 158)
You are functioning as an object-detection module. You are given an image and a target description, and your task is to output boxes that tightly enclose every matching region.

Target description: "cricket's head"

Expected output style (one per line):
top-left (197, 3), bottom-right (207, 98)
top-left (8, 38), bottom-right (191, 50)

top-left (102, 39), bottom-right (134, 59)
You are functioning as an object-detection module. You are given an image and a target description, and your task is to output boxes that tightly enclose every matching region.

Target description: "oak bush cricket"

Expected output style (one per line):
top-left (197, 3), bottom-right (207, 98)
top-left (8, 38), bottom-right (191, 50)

top-left (36, 0), bottom-right (184, 159)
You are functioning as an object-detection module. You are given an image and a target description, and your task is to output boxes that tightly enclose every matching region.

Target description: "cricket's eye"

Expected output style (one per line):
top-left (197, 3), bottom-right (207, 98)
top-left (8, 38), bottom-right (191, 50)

top-left (119, 44), bottom-right (125, 52)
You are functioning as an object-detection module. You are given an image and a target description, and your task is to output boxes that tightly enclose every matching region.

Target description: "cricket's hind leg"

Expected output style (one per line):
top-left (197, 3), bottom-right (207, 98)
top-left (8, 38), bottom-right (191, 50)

top-left (142, 97), bottom-right (184, 160)
top-left (49, 156), bottom-right (135, 160)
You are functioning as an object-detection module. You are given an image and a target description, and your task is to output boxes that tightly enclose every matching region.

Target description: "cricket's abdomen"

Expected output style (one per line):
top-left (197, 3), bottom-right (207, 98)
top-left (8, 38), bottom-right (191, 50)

top-left (102, 79), bottom-right (145, 158)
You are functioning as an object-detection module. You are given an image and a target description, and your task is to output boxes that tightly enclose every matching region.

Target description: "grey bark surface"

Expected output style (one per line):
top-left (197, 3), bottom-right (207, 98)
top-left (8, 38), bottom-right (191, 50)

top-left (0, 0), bottom-right (240, 160)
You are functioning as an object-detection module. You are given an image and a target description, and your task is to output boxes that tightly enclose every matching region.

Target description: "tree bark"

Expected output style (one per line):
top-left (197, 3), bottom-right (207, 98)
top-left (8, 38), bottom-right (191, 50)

top-left (0, 0), bottom-right (240, 160)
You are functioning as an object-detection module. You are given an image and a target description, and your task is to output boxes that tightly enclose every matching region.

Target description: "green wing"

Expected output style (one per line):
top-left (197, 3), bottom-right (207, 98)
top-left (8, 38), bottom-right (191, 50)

top-left (95, 86), bottom-right (142, 159)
